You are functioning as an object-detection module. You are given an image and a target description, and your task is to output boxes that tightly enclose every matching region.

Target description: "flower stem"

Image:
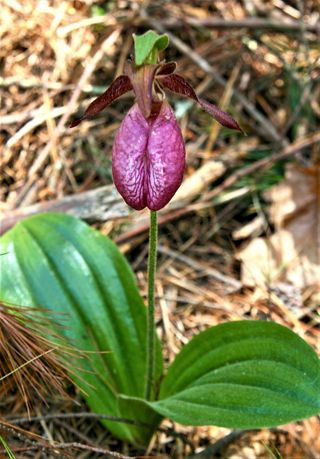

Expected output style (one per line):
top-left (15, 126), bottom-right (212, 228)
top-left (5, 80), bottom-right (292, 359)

top-left (145, 210), bottom-right (158, 400)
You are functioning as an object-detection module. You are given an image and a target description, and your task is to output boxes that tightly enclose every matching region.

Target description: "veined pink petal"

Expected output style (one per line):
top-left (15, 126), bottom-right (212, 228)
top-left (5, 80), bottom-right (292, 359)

top-left (112, 102), bottom-right (185, 211)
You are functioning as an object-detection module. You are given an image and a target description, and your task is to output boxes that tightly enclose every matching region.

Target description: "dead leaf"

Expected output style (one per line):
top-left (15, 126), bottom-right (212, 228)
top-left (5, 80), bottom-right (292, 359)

top-left (232, 215), bottom-right (265, 240)
top-left (238, 164), bottom-right (320, 289)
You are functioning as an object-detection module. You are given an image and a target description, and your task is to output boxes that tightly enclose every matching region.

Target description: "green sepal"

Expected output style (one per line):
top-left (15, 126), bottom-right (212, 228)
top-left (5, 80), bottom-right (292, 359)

top-left (133, 30), bottom-right (169, 66)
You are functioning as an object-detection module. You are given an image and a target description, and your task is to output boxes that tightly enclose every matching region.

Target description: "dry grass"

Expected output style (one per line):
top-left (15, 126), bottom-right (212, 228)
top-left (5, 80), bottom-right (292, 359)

top-left (1, 0), bottom-right (319, 457)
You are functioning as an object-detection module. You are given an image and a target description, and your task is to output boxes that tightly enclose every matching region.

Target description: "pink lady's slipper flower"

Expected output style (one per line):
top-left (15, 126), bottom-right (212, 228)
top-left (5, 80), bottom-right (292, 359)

top-left (70, 60), bottom-right (241, 210)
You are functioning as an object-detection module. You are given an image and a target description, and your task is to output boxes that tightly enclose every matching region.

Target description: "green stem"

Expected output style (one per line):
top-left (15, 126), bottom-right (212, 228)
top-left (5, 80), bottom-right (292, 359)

top-left (145, 210), bottom-right (158, 400)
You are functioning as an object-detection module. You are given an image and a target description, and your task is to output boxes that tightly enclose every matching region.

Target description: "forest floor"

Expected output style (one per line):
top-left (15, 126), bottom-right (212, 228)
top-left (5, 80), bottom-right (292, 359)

top-left (1, 0), bottom-right (319, 458)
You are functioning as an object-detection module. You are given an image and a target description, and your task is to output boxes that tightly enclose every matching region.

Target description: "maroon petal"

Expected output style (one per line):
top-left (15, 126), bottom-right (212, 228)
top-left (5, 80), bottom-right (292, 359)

top-left (197, 98), bottom-right (242, 132)
top-left (156, 61), bottom-right (177, 76)
top-left (159, 73), bottom-right (242, 132)
top-left (70, 75), bottom-right (132, 128)
top-left (159, 73), bottom-right (198, 102)
top-left (112, 101), bottom-right (185, 211)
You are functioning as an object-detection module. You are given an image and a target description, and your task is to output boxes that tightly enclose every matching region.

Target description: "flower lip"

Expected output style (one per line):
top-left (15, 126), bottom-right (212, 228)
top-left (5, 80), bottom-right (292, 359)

top-left (112, 101), bottom-right (186, 211)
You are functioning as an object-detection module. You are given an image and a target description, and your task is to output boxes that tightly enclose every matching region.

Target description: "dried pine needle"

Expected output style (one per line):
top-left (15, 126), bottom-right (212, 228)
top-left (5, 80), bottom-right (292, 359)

top-left (0, 302), bottom-right (71, 414)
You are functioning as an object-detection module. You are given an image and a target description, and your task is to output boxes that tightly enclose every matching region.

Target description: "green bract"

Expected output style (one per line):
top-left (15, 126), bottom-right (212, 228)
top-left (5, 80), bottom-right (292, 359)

top-left (133, 30), bottom-right (169, 66)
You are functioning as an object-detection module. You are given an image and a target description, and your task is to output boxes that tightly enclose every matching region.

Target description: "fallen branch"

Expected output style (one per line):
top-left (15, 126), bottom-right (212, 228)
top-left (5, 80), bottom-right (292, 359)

top-left (157, 17), bottom-right (320, 34)
top-left (204, 130), bottom-right (320, 200)
top-left (7, 411), bottom-right (145, 428)
top-left (1, 151), bottom-right (231, 235)
top-left (0, 186), bottom-right (129, 235)
top-left (2, 133), bottom-right (317, 237)
top-left (0, 442), bottom-right (134, 458)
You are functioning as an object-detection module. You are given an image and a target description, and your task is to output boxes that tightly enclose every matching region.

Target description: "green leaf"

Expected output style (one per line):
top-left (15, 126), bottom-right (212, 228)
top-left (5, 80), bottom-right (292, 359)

top-left (0, 213), bottom-right (163, 445)
top-left (285, 65), bottom-right (315, 140)
top-left (118, 393), bottom-right (162, 440)
top-left (133, 30), bottom-right (169, 66)
top-left (149, 321), bottom-right (320, 428)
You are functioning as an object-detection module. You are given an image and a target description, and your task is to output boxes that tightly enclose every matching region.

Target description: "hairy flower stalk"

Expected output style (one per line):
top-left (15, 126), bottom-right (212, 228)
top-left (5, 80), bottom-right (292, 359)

top-left (70, 57), bottom-right (241, 210)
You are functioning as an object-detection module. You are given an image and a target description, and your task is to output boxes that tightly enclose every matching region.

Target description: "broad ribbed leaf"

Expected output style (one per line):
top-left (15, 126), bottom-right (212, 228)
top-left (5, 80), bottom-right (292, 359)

top-left (150, 321), bottom-right (320, 428)
top-left (0, 213), bottom-right (163, 445)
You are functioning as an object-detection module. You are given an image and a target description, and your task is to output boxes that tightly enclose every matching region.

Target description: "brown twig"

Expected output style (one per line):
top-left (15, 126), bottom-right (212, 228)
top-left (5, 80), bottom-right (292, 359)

top-left (0, 421), bottom-right (49, 450)
top-left (8, 412), bottom-right (146, 428)
top-left (204, 130), bottom-right (320, 200)
top-left (153, 17), bottom-right (320, 34)
top-left (7, 411), bottom-right (193, 446)
top-left (1, 442), bottom-right (135, 458)
top-left (0, 419), bottom-right (135, 458)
